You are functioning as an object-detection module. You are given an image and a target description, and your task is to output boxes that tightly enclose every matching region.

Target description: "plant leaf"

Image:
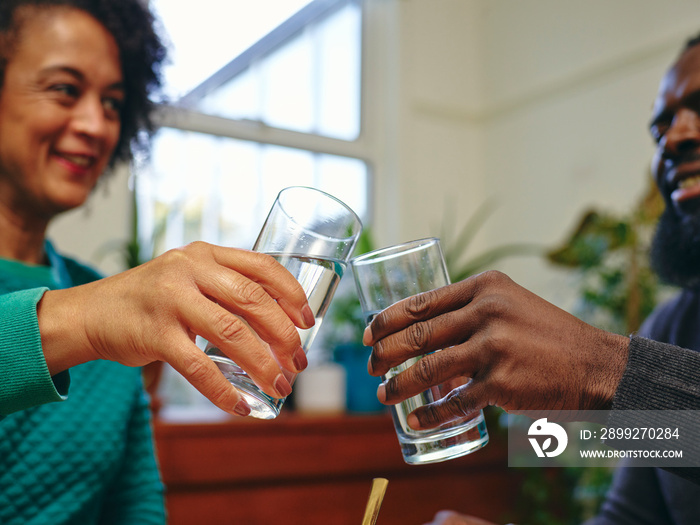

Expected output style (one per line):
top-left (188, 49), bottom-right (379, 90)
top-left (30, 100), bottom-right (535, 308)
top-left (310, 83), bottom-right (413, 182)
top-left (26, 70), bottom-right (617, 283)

top-left (442, 198), bottom-right (499, 269)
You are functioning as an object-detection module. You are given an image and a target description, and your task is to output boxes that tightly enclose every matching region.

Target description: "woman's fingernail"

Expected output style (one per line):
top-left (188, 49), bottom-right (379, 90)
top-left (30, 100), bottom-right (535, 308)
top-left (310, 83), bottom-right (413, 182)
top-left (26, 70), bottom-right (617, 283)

top-left (233, 399), bottom-right (250, 417)
top-left (275, 374), bottom-right (293, 398)
top-left (302, 305), bottom-right (315, 328)
top-left (293, 346), bottom-right (308, 372)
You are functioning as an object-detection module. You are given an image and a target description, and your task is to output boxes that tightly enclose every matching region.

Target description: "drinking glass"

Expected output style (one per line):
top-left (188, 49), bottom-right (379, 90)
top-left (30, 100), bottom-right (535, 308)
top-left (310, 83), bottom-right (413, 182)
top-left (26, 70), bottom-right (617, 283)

top-left (206, 186), bottom-right (362, 419)
top-left (350, 238), bottom-right (489, 464)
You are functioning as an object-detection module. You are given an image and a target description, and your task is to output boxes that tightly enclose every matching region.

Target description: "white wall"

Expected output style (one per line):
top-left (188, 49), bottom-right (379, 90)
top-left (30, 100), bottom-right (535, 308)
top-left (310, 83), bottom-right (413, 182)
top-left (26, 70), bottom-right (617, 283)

top-left (48, 165), bottom-right (132, 276)
top-left (385, 0), bottom-right (486, 247)
top-left (49, 0), bottom-right (700, 311)
top-left (482, 0), bottom-right (700, 307)
top-left (380, 0), bottom-right (700, 310)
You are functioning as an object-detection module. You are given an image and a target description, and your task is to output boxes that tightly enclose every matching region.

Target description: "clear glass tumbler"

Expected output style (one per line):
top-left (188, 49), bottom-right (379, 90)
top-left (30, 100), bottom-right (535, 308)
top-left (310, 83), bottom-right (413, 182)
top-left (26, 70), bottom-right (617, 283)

top-left (206, 186), bottom-right (362, 419)
top-left (350, 238), bottom-right (489, 464)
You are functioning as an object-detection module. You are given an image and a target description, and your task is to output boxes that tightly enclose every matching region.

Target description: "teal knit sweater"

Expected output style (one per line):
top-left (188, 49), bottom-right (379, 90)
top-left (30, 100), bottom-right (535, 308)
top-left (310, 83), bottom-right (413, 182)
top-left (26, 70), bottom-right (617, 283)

top-left (0, 242), bottom-right (166, 524)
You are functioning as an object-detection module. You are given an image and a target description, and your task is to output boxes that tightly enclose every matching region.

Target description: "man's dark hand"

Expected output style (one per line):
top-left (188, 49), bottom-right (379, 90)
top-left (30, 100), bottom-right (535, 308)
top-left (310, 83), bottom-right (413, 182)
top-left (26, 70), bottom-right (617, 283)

top-left (364, 271), bottom-right (629, 430)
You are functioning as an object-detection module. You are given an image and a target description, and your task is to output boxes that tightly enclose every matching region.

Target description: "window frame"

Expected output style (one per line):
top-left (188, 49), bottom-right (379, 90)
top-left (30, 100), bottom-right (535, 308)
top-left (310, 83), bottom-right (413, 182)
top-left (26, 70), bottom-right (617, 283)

top-left (153, 0), bottom-right (368, 166)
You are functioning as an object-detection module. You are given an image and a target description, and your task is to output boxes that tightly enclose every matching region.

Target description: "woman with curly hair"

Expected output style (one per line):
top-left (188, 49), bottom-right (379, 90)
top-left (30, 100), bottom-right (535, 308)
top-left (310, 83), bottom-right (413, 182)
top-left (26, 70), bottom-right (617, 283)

top-left (0, 1), bottom-right (313, 523)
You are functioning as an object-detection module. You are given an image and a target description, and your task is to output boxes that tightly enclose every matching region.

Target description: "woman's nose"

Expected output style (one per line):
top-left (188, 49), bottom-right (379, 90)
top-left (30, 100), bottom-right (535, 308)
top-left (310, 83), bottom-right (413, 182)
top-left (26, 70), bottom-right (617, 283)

top-left (70, 95), bottom-right (112, 140)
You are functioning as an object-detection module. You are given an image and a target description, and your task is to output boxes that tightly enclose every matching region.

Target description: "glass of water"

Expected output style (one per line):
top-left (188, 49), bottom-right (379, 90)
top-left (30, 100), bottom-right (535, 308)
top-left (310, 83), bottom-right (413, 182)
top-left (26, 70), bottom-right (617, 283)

top-left (350, 238), bottom-right (489, 464)
top-left (206, 186), bottom-right (362, 419)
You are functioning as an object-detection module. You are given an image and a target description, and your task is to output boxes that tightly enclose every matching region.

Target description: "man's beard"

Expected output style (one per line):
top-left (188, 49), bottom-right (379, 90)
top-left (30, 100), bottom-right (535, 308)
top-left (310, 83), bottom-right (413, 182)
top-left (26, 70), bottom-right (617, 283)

top-left (651, 205), bottom-right (700, 288)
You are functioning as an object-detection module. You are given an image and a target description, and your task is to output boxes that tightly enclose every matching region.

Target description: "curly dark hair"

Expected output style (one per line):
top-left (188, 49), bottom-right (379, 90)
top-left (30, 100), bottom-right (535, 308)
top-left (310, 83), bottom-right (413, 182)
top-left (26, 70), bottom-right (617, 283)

top-left (0, 0), bottom-right (168, 167)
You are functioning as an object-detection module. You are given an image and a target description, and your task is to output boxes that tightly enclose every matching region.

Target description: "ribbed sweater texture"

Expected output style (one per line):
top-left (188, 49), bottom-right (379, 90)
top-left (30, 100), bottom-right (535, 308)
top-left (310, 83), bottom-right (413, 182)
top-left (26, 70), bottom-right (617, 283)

top-left (0, 242), bottom-right (165, 524)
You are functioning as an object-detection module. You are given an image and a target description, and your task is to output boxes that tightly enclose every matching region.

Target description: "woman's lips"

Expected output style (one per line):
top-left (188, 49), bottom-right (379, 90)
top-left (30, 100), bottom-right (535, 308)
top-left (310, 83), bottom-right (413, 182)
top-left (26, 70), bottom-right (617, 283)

top-left (53, 152), bottom-right (96, 176)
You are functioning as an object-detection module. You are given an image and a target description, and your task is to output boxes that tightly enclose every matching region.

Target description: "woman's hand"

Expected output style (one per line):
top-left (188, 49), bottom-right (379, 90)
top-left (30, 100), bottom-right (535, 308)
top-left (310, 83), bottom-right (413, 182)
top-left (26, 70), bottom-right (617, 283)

top-left (364, 270), bottom-right (629, 430)
top-left (37, 242), bottom-right (314, 416)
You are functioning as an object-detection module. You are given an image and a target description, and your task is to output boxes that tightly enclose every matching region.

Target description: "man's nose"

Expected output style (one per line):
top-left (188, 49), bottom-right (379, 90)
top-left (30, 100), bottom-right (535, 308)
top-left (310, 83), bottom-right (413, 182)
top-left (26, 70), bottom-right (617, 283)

top-left (662, 108), bottom-right (700, 157)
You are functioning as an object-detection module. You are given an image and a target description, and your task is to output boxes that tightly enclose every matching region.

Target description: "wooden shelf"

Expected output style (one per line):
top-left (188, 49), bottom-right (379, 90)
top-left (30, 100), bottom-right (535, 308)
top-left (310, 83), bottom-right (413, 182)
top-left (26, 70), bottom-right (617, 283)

top-left (154, 412), bottom-right (521, 524)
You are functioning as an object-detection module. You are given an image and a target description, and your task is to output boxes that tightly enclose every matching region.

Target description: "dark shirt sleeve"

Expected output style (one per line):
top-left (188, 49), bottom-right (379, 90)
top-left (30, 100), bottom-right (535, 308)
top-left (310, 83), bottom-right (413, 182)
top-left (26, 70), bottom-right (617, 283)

top-left (612, 336), bottom-right (700, 411)
top-left (606, 336), bottom-right (700, 484)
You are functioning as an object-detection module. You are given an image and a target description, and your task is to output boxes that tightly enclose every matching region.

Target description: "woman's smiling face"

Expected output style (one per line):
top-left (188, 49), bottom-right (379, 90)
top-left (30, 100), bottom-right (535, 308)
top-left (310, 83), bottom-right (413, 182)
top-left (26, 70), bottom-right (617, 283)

top-left (0, 6), bottom-right (124, 220)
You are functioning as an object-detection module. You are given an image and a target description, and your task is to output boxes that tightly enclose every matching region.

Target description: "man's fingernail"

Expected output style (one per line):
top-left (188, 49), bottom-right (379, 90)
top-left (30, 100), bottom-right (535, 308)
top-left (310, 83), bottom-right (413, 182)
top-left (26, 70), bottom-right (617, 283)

top-left (377, 383), bottom-right (386, 403)
top-left (407, 413), bottom-right (421, 430)
top-left (233, 399), bottom-right (250, 417)
top-left (275, 374), bottom-right (293, 398)
top-left (293, 346), bottom-right (308, 372)
top-left (362, 326), bottom-right (372, 345)
top-left (302, 305), bottom-right (315, 328)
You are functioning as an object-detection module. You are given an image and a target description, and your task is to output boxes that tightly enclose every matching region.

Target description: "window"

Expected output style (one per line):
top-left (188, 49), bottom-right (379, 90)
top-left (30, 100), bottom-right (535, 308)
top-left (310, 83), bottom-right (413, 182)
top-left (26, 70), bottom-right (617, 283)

top-left (138, 0), bottom-right (369, 258)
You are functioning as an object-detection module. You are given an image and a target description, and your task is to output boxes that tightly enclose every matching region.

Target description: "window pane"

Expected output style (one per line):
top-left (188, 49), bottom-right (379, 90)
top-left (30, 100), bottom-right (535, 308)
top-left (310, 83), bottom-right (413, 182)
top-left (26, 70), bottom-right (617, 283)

top-left (137, 129), bottom-right (368, 257)
top-left (197, 66), bottom-right (261, 120)
top-left (169, 1), bottom-right (362, 140)
top-left (151, 0), bottom-right (313, 99)
top-left (262, 31), bottom-right (315, 132)
top-left (317, 3), bottom-right (362, 139)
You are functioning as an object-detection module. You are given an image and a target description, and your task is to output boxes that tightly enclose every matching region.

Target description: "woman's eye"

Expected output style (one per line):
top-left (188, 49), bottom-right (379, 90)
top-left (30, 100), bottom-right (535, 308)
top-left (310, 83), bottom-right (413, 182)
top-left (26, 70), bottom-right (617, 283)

top-left (102, 97), bottom-right (124, 118)
top-left (51, 83), bottom-right (79, 98)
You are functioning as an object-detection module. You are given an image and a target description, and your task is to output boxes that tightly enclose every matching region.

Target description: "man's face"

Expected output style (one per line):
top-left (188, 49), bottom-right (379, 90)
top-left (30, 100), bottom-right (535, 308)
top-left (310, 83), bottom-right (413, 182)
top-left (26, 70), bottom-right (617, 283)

top-left (651, 43), bottom-right (700, 214)
top-left (650, 43), bottom-right (700, 287)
